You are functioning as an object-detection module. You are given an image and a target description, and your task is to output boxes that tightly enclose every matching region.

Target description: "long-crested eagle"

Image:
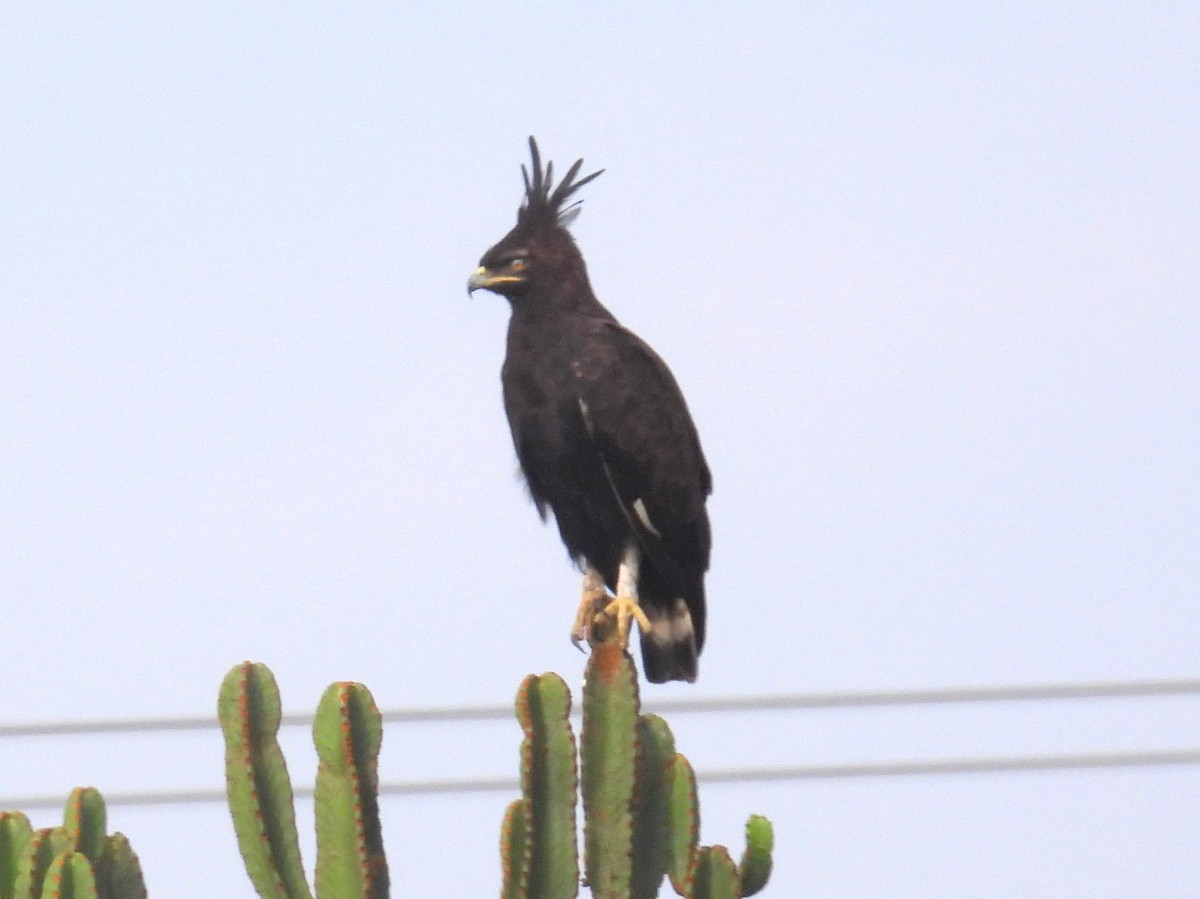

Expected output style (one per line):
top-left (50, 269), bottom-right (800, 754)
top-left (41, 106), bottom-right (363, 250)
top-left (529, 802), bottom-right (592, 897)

top-left (467, 138), bottom-right (712, 683)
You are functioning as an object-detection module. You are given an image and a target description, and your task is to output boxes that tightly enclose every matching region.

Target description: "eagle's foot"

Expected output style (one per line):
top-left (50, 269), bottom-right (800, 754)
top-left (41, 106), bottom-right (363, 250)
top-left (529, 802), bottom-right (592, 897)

top-left (571, 569), bottom-right (610, 652)
top-left (601, 594), bottom-right (652, 649)
top-left (602, 548), bottom-right (648, 648)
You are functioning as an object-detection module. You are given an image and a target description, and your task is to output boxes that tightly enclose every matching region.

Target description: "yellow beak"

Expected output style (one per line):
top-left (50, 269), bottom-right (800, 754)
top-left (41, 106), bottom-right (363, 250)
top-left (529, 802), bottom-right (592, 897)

top-left (467, 266), bottom-right (523, 294)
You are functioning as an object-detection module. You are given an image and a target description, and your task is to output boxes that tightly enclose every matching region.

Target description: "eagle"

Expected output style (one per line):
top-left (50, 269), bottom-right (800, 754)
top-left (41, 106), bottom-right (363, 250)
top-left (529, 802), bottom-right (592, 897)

top-left (468, 138), bottom-right (712, 683)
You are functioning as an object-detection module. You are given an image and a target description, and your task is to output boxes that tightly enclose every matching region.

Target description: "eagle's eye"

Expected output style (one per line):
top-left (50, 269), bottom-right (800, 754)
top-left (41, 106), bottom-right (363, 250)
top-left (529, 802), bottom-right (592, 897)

top-left (509, 258), bottom-right (527, 273)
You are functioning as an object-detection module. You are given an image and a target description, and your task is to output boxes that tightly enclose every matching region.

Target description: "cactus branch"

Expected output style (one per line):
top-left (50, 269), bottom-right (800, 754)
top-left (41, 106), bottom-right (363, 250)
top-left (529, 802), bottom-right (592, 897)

top-left (312, 682), bottom-right (388, 899)
top-left (515, 673), bottom-right (579, 899)
top-left (580, 644), bottom-right (639, 899)
top-left (218, 661), bottom-right (312, 899)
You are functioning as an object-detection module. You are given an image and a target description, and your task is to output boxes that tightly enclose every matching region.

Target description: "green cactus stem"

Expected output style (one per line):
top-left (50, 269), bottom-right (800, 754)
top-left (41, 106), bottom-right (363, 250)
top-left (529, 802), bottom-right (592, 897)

top-left (60, 789), bottom-right (145, 899)
top-left (499, 799), bottom-right (532, 899)
top-left (91, 834), bottom-right (147, 899)
top-left (311, 682), bottom-right (388, 899)
top-left (1, 791), bottom-right (143, 899)
top-left (629, 714), bottom-right (675, 899)
top-left (515, 672), bottom-right (579, 899)
top-left (61, 789), bottom-right (105, 867)
top-left (219, 664), bottom-right (395, 899)
top-left (503, 642), bottom-right (774, 898)
top-left (666, 754), bottom-right (699, 895)
top-left (687, 846), bottom-right (740, 899)
top-left (0, 812), bottom-right (33, 898)
top-left (580, 643), bottom-right (640, 899)
top-left (218, 661), bottom-right (313, 899)
top-left (13, 827), bottom-right (70, 898)
top-left (38, 851), bottom-right (98, 899)
top-left (737, 816), bottom-right (774, 897)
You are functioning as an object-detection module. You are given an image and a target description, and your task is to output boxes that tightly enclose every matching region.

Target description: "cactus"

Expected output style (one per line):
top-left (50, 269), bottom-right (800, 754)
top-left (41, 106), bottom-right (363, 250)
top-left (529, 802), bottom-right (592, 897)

top-left (218, 662), bottom-right (312, 899)
top-left (38, 851), bottom-right (98, 899)
top-left (311, 682), bottom-right (387, 898)
top-left (0, 789), bottom-right (147, 899)
top-left (664, 754), bottom-right (698, 895)
top-left (500, 799), bottom-right (533, 899)
top-left (686, 847), bottom-right (739, 899)
top-left (630, 715), bottom-right (676, 898)
top-left (0, 812), bottom-right (32, 898)
top-left (91, 835), bottom-right (146, 899)
top-left (581, 645), bottom-right (639, 898)
top-left (736, 816), bottom-right (774, 897)
top-left (6, 655), bottom-right (775, 897)
top-left (513, 673), bottom-right (579, 898)
top-left (501, 644), bottom-right (776, 898)
top-left (218, 662), bottom-right (388, 899)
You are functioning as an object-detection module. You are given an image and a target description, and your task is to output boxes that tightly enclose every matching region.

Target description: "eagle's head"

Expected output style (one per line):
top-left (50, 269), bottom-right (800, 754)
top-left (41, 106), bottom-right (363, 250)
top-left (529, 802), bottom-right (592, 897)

top-left (469, 137), bottom-right (604, 305)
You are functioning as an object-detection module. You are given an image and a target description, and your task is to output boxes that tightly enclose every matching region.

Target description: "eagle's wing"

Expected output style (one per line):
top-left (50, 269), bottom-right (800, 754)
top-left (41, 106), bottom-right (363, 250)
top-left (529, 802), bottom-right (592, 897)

top-left (571, 319), bottom-right (712, 577)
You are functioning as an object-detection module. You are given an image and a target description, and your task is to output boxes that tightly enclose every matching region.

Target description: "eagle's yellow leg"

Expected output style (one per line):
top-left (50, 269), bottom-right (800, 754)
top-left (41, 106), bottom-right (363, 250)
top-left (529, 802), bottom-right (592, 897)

top-left (571, 548), bottom-right (651, 650)
top-left (605, 545), bottom-right (649, 646)
top-left (571, 566), bottom-right (609, 650)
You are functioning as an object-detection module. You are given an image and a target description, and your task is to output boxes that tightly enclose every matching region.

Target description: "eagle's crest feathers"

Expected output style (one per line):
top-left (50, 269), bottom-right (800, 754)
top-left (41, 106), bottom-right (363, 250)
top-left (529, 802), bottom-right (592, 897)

top-left (515, 136), bottom-right (604, 238)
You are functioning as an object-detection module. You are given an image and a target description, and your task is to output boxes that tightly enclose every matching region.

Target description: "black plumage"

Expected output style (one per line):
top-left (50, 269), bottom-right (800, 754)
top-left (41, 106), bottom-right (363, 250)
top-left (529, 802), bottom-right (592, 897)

top-left (468, 138), bottom-right (712, 683)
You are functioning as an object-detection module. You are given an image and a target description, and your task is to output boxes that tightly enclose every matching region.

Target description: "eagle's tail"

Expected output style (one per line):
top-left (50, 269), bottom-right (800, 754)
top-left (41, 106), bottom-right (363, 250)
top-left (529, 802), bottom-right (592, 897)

top-left (638, 583), bottom-right (705, 684)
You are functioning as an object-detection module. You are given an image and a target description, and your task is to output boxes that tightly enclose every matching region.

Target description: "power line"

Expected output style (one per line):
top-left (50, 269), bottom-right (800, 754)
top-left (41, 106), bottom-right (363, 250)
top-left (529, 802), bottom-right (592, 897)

top-left (2, 677), bottom-right (1196, 739)
top-left (5, 747), bottom-right (1197, 811)
top-left (648, 677), bottom-right (1200, 713)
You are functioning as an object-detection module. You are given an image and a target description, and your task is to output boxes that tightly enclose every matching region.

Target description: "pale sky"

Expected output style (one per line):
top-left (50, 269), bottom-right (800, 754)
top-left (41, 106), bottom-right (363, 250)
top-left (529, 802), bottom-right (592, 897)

top-left (2, 4), bottom-right (1198, 896)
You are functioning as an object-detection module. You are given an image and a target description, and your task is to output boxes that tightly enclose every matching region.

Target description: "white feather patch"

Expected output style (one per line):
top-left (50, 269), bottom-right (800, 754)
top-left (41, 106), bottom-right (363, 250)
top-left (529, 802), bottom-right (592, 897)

top-left (577, 396), bottom-right (594, 434)
top-left (631, 498), bottom-right (661, 537)
top-left (616, 546), bottom-right (639, 599)
top-left (647, 597), bottom-right (694, 647)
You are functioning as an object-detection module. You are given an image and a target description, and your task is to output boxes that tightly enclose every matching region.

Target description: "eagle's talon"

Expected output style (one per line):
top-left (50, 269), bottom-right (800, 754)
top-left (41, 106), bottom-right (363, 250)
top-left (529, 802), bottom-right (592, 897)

top-left (602, 594), bottom-right (651, 648)
top-left (572, 572), bottom-right (610, 650)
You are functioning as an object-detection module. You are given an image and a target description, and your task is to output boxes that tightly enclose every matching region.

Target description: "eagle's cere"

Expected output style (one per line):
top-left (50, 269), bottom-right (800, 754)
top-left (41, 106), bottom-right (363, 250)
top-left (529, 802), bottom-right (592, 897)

top-left (469, 138), bottom-right (712, 683)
